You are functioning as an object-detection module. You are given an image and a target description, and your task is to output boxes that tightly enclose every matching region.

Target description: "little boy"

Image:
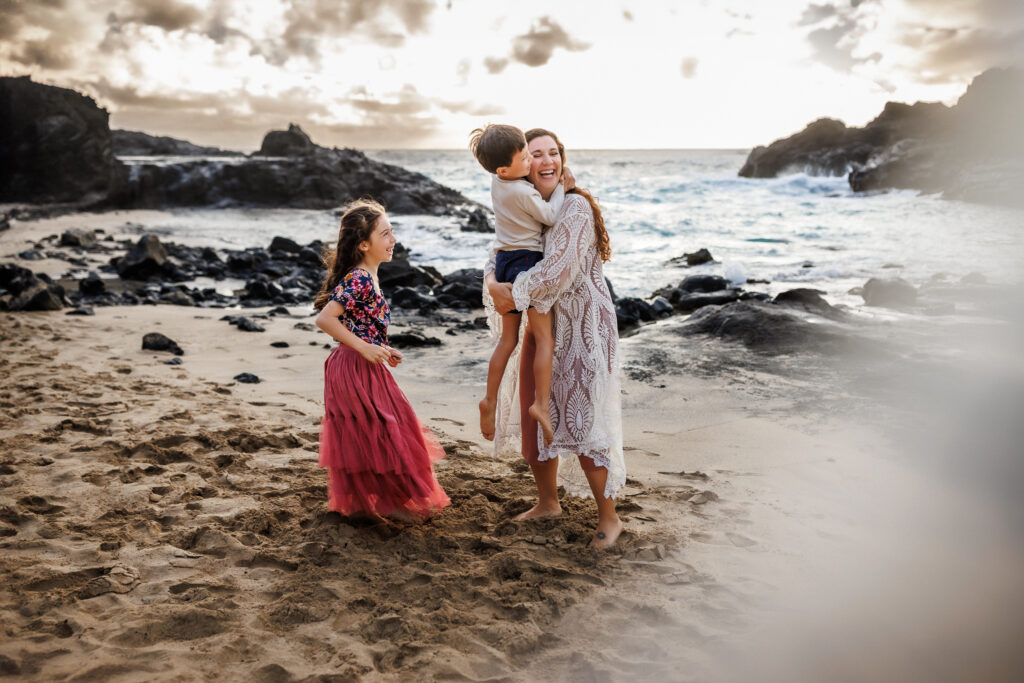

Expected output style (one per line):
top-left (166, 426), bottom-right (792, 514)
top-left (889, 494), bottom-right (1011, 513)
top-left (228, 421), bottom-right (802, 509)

top-left (469, 123), bottom-right (567, 447)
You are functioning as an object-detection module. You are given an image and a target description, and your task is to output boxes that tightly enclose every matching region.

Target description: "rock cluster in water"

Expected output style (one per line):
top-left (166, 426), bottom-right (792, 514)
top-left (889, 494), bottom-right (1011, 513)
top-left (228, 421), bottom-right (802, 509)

top-left (0, 77), bottom-right (483, 219)
top-left (738, 67), bottom-right (1024, 208)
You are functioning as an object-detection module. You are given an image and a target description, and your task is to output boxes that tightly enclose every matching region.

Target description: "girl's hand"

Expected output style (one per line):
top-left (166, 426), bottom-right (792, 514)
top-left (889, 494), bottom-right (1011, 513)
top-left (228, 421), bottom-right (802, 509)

top-left (359, 341), bottom-right (391, 364)
top-left (561, 166), bottom-right (576, 191)
top-left (489, 281), bottom-right (515, 315)
top-left (385, 346), bottom-right (403, 367)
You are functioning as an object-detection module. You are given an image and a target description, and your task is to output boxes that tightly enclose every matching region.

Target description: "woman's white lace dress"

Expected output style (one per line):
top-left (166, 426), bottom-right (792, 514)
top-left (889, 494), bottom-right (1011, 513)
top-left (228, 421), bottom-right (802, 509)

top-left (483, 193), bottom-right (626, 499)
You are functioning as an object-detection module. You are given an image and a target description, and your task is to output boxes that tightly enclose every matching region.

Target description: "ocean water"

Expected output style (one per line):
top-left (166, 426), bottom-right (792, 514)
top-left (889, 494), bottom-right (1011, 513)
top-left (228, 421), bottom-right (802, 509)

top-left (111, 150), bottom-right (1024, 306)
top-left (370, 149), bottom-right (1024, 305)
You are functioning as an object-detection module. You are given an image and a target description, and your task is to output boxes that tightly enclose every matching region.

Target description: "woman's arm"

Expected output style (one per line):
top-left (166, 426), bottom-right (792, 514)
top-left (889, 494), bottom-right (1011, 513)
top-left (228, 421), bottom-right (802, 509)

top-left (315, 301), bottom-right (393, 364)
top-left (511, 195), bottom-right (595, 314)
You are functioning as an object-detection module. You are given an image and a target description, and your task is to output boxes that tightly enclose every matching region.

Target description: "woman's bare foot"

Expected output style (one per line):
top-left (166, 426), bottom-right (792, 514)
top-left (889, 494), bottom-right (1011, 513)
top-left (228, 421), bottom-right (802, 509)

top-left (513, 502), bottom-right (562, 521)
top-left (588, 517), bottom-right (624, 549)
top-left (528, 402), bottom-right (554, 446)
top-left (479, 398), bottom-right (496, 441)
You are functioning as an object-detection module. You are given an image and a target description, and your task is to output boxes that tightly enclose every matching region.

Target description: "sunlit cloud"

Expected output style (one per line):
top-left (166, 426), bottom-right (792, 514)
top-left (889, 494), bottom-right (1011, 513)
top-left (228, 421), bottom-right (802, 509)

top-left (680, 57), bottom-right (699, 78)
top-left (482, 56), bottom-right (509, 74)
top-left (509, 16), bottom-right (590, 67)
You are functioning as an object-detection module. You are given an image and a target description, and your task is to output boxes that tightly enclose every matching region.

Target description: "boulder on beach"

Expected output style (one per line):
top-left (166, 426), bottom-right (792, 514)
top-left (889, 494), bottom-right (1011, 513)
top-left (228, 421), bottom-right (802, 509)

top-left (60, 229), bottom-right (98, 248)
top-left (142, 332), bottom-right (183, 355)
top-left (0, 264), bottom-right (66, 311)
top-left (116, 235), bottom-right (169, 280)
top-left (379, 258), bottom-right (442, 292)
top-left (680, 300), bottom-right (853, 354)
top-left (8, 281), bottom-right (66, 311)
top-left (268, 236), bottom-right (302, 254)
top-left (389, 330), bottom-right (442, 348)
top-left (79, 272), bottom-right (106, 296)
top-left (862, 277), bottom-right (917, 308)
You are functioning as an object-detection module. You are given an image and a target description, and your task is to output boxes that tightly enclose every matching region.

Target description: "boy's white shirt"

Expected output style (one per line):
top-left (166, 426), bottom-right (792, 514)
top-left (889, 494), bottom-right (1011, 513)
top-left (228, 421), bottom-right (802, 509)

top-left (491, 175), bottom-right (566, 252)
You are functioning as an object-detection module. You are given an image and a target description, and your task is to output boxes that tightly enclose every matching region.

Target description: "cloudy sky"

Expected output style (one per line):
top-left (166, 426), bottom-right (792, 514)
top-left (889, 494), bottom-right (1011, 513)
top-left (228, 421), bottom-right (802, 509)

top-left (2, 0), bottom-right (1022, 150)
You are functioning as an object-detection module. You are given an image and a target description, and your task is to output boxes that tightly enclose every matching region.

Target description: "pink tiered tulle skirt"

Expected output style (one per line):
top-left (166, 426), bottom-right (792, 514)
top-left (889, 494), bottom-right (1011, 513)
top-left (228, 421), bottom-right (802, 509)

top-left (319, 344), bottom-right (450, 519)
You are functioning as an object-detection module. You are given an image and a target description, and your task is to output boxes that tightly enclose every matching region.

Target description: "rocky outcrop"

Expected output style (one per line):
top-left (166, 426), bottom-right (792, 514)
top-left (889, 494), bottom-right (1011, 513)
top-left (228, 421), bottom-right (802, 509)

top-left (678, 300), bottom-right (855, 354)
top-left (108, 124), bottom-right (479, 214)
top-left (257, 124), bottom-right (315, 156)
top-left (0, 76), bottom-right (120, 203)
top-left (112, 130), bottom-right (240, 156)
top-left (1, 78), bottom-right (481, 216)
top-left (739, 67), bottom-right (1024, 207)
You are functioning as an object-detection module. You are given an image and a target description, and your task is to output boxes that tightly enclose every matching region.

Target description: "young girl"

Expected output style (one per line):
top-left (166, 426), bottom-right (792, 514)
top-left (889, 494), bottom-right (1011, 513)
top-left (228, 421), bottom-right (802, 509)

top-left (314, 199), bottom-right (450, 521)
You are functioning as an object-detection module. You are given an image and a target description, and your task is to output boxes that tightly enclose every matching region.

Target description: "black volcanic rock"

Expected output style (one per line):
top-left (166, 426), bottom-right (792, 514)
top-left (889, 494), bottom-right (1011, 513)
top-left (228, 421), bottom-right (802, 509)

top-left (109, 139), bottom-right (478, 214)
top-left (461, 208), bottom-right (493, 232)
top-left (60, 228), bottom-right (98, 248)
top-left (389, 331), bottom-right (442, 348)
top-left (740, 67), bottom-right (1024, 207)
top-left (142, 332), bottom-right (183, 355)
top-left (112, 130), bottom-right (240, 156)
top-left (773, 288), bottom-right (845, 320)
top-left (269, 236), bottom-right (302, 254)
top-left (668, 248), bottom-right (714, 267)
top-left (379, 259), bottom-right (442, 292)
top-left (0, 263), bottom-right (39, 296)
top-left (2, 79), bottom-right (479, 215)
top-left (0, 264), bottom-right (66, 311)
top-left (117, 235), bottom-right (169, 280)
top-left (671, 290), bottom-right (742, 312)
top-left (79, 272), bottom-right (106, 296)
top-left (8, 281), bottom-right (66, 311)
top-left (615, 297), bottom-right (657, 330)
top-left (258, 124), bottom-right (315, 156)
top-left (0, 76), bottom-right (121, 203)
top-left (680, 300), bottom-right (852, 354)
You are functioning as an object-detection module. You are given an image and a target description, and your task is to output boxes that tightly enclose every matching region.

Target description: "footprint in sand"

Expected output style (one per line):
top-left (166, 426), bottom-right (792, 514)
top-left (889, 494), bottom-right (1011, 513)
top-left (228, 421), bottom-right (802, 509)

top-left (726, 532), bottom-right (757, 548)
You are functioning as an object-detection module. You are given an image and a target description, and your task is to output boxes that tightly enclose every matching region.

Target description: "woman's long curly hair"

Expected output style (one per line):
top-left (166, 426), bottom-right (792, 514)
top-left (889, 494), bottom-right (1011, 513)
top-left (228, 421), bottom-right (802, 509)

top-left (313, 198), bottom-right (386, 311)
top-left (524, 128), bottom-right (611, 263)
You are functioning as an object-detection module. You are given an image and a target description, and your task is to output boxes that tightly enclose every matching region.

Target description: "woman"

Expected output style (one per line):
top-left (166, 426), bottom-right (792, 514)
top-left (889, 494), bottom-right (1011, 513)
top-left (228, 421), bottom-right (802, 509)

top-left (484, 128), bottom-right (625, 548)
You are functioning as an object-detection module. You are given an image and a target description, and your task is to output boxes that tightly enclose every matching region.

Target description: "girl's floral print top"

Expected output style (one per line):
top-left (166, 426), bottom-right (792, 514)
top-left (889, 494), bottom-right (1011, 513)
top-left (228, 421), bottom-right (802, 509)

top-left (328, 268), bottom-right (390, 346)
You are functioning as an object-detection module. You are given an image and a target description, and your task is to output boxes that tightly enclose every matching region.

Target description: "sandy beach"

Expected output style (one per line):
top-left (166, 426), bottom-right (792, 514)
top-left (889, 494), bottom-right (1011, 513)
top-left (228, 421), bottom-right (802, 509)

top-left (3, 209), bottom-right (1024, 682)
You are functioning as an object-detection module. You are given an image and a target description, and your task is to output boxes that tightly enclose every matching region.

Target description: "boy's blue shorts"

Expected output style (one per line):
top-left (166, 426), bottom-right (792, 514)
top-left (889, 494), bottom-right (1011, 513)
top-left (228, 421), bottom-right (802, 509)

top-left (495, 249), bottom-right (543, 314)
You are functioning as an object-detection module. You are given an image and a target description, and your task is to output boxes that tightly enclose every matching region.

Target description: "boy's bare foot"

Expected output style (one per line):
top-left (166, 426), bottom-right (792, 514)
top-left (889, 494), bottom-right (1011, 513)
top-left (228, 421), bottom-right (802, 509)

top-left (513, 502), bottom-right (562, 521)
top-left (529, 402), bottom-right (554, 446)
top-left (478, 398), bottom-right (496, 441)
top-left (588, 517), bottom-right (624, 549)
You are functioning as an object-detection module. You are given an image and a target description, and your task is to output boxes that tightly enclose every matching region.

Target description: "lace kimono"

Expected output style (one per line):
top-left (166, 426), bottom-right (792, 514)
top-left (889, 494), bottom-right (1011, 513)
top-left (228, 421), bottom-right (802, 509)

top-left (483, 193), bottom-right (626, 499)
